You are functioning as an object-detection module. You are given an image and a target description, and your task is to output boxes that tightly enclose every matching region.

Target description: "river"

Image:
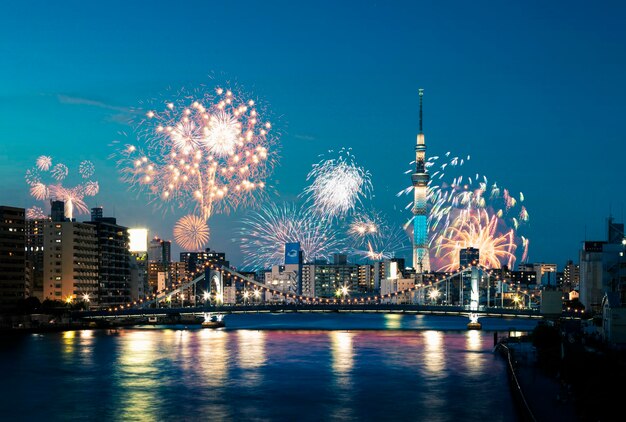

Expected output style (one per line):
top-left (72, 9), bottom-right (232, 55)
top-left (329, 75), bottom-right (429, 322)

top-left (0, 313), bottom-right (538, 421)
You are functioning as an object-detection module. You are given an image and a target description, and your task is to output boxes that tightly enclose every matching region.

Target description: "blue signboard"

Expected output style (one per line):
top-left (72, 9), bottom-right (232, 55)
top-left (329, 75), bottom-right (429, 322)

top-left (284, 242), bottom-right (301, 265)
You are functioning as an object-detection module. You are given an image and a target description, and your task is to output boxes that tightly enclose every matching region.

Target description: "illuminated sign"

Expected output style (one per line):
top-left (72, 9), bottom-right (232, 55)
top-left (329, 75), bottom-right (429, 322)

top-left (128, 228), bottom-right (148, 252)
top-left (284, 242), bottom-right (301, 265)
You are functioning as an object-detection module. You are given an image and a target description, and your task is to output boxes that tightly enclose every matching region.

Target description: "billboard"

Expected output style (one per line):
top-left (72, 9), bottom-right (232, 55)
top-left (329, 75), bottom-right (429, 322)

top-left (284, 242), bottom-right (301, 265)
top-left (128, 228), bottom-right (148, 252)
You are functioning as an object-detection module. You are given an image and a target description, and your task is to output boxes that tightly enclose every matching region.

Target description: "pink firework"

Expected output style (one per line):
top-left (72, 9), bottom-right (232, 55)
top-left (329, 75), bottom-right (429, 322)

top-left (25, 156), bottom-right (99, 219)
top-left (117, 85), bottom-right (279, 223)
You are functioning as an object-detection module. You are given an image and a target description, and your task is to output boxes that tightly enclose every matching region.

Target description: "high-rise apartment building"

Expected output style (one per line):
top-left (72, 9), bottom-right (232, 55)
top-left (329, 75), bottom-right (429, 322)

top-left (86, 210), bottom-right (131, 308)
top-left (43, 221), bottom-right (99, 303)
top-left (25, 217), bottom-right (49, 301)
top-left (0, 206), bottom-right (27, 311)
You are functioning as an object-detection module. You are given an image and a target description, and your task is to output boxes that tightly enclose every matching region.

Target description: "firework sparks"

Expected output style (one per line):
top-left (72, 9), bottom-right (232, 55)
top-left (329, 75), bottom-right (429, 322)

top-left (348, 211), bottom-right (382, 239)
top-left (79, 160), bottom-right (95, 178)
top-left (51, 163), bottom-right (68, 181)
top-left (173, 214), bottom-right (210, 251)
top-left (302, 148), bottom-right (372, 219)
top-left (357, 225), bottom-right (410, 262)
top-left (25, 156), bottom-right (99, 219)
top-left (116, 85), bottom-right (278, 221)
top-left (433, 209), bottom-right (517, 271)
top-left (26, 206), bottom-right (48, 220)
top-left (398, 151), bottom-right (529, 271)
top-left (238, 202), bottom-right (345, 270)
top-left (36, 156), bottom-right (52, 171)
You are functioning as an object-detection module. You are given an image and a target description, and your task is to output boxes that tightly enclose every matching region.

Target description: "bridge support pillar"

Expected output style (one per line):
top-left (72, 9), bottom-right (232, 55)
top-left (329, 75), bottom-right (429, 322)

top-left (467, 266), bottom-right (481, 330)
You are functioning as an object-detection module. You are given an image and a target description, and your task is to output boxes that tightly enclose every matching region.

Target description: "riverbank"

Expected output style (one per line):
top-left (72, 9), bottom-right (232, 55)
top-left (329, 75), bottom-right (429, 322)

top-left (497, 320), bottom-right (626, 421)
top-left (497, 336), bottom-right (578, 421)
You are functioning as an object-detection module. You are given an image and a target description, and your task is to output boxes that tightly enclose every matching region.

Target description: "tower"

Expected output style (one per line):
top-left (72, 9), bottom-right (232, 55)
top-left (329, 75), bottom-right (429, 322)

top-left (411, 89), bottom-right (430, 273)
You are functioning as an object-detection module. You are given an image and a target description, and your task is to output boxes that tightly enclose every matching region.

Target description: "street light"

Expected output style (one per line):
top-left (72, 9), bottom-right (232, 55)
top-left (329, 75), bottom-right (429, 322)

top-left (82, 293), bottom-right (90, 311)
top-left (428, 288), bottom-right (440, 304)
top-left (243, 290), bottom-right (250, 305)
top-left (253, 289), bottom-right (261, 303)
top-left (203, 291), bottom-right (211, 304)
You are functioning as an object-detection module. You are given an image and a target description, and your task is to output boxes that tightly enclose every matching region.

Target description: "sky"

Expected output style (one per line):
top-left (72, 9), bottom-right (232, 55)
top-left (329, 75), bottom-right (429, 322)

top-left (1, 0), bottom-right (625, 270)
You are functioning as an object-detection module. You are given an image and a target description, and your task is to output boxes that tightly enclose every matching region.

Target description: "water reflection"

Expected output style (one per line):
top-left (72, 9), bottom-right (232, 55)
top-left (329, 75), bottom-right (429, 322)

top-left (62, 330), bottom-right (75, 358)
top-left (115, 330), bottom-right (159, 421)
top-left (383, 314), bottom-right (402, 329)
top-left (330, 331), bottom-right (354, 384)
top-left (422, 330), bottom-right (445, 375)
top-left (237, 330), bottom-right (266, 388)
top-left (464, 330), bottom-right (483, 376)
top-left (329, 331), bottom-right (355, 421)
top-left (198, 329), bottom-right (229, 388)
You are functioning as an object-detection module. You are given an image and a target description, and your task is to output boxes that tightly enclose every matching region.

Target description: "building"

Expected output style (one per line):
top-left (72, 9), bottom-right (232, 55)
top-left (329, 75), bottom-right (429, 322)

top-left (601, 292), bottom-right (626, 346)
top-left (25, 217), bottom-right (49, 301)
top-left (301, 254), bottom-right (359, 298)
top-left (85, 209), bottom-right (131, 308)
top-left (149, 236), bottom-right (171, 264)
top-left (563, 260), bottom-right (580, 290)
top-left (518, 262), bottom-right (558, 287)
top-left (262, 243), bottom-right (303, 301)
top-left (50, 200), bottom-right (66, 222)
top-left (43, 221), bottom-right (99, 304)
top-left (510, 270), bottom-right (538, 288)
top-left (460, 247), bottom-right (480, 268)
top-left (0, 206), bottom-right (27, 312)
top-left (410, 88), bottom-right (431, 273)
top-left (380, 259), bottom-right (415, 304)
top-left (128, 228), bottom-right (149, 301)
top-left (148, 236), bottom-right (172, 292)
top-left (579, 217), bottom-right (626, 313)
top-left (180, 248), bottom-right (229, 276)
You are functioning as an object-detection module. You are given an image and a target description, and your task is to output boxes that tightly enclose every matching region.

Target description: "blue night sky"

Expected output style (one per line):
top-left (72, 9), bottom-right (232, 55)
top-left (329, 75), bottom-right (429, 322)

top-left (1, 0), bottom-right (625, 270)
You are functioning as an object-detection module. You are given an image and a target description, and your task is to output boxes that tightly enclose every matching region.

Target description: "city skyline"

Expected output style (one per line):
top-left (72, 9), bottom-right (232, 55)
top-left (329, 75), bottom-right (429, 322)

top-left (1, 1), bottom-right (625, 269)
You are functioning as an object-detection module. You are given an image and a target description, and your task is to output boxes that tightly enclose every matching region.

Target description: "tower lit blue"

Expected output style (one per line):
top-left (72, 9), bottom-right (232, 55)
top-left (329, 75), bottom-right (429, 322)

top-left (411, 89), bottom-right (430, 273)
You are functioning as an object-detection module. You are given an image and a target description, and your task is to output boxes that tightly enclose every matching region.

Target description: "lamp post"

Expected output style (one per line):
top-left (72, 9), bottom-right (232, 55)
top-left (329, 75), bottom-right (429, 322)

top-left (82, 293), bottom-right (90, 311)
top-left (253, 288), bottom-right (261, 304)
top-left (428, 288), bottom-right (440, 304)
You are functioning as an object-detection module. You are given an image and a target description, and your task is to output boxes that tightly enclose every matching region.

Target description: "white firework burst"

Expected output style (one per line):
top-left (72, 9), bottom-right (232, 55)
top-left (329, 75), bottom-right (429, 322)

top-left (302, 149), bottom-right (372, 219)
top-left (203, 110), bottom-right (241, 157)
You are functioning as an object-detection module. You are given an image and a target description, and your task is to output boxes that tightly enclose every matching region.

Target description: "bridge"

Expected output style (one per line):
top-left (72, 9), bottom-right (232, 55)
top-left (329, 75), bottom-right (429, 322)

top-left (74, 262), bottom-right (584, 328)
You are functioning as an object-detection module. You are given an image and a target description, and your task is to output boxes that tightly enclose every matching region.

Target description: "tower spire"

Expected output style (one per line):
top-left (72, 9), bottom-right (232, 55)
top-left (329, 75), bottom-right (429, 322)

top-left (418, 88), bottom-right (424, 134)
top-left (411, 88), bottom-right (430, 274)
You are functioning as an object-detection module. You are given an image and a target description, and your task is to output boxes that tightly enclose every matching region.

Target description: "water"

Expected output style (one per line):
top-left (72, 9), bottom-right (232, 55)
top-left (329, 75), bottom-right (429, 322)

top-left (1, 314), bottom-right (537, 421)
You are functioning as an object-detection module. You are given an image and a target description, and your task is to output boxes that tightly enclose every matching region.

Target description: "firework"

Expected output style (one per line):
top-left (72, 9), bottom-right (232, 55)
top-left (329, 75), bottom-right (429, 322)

top-left (356, 225), bottom-right (410, 262)
top-left (348, 211), bottom-right (382, 239)
top-left (433, 209), bottom-right (517, 271)
top-left (79, 160), bottom-right (95, 178)
top-left (84, 181), bottom-right (99, 196)
top-left (26, 207), bottom-right (48, 220)
top-left (51, 163), bottom-right (68, 181)
top-left (398, 151), bottom-right (529, 270)
top-left (238, 202), bottom-right (345, 270)
top-left (302, 148), bottom-right (372, 219)
top-left (50, 185), bottom-right (89, 219)
top-left (173, 214), bottom-right (210, 251)
top-left (36, 156), bottom-right (52, 171)
top-left (116, 85), bottom-right (278, 221)
top-left (30, 183), bottom-right (49, 200)
top-left (25, 156), bottom-right (99, 220)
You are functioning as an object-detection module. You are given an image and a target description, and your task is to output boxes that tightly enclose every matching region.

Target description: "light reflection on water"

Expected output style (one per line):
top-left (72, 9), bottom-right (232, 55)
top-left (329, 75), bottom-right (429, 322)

top-left (1, 314), bottom-right (531, 422)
